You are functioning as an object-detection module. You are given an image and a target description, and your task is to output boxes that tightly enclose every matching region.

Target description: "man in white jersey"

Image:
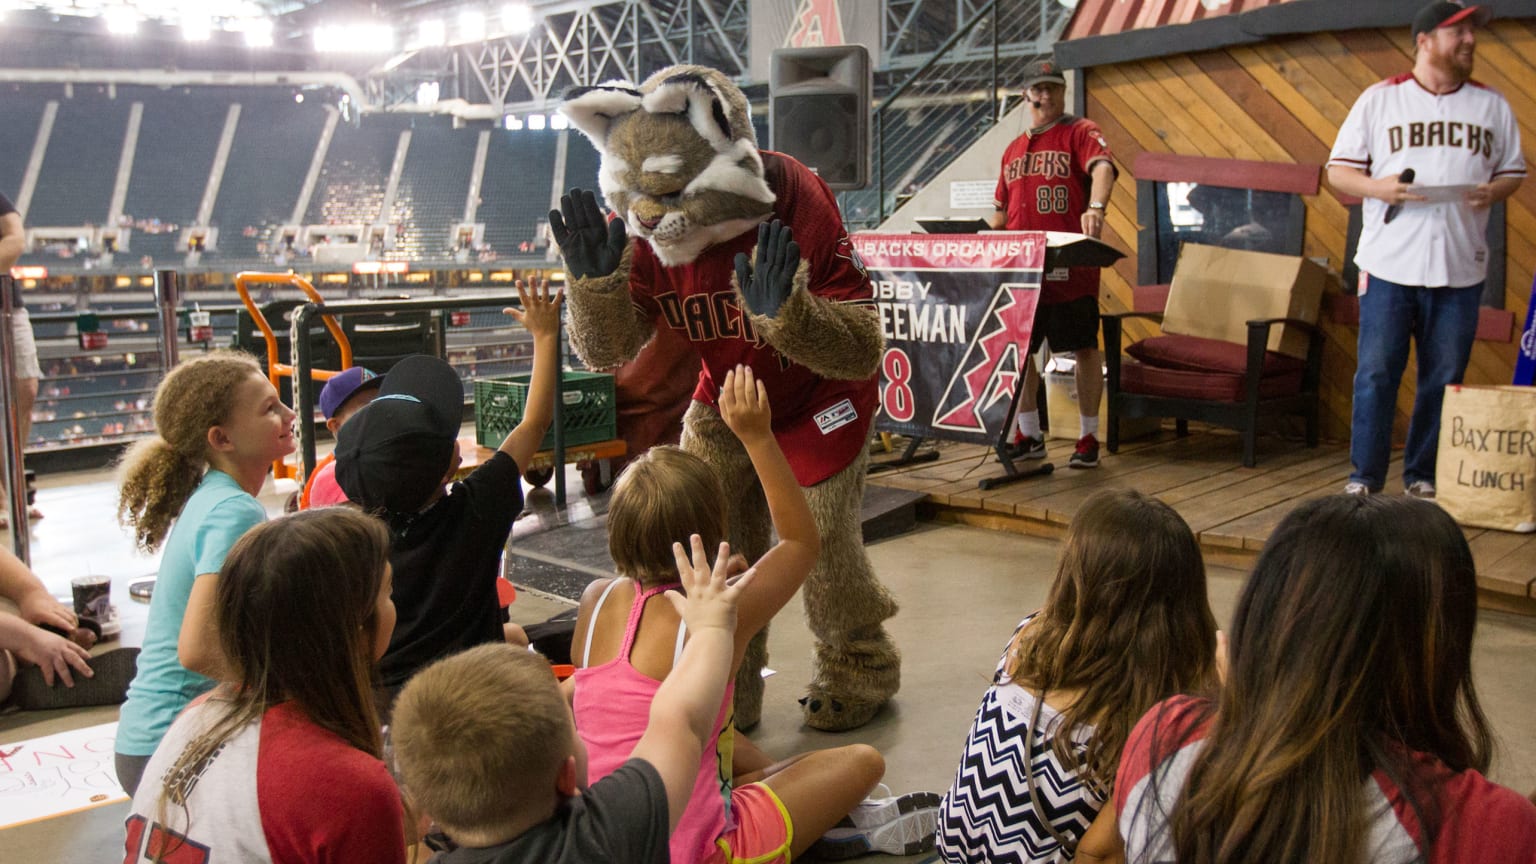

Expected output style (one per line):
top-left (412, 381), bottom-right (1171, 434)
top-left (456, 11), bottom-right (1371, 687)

top-left (1327, 1), bottom-right (1525, 498)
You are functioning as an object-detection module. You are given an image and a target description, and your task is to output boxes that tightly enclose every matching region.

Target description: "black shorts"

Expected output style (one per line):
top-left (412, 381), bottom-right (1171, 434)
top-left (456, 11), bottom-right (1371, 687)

top-left (1028, 295), bottom-right (1100, 354)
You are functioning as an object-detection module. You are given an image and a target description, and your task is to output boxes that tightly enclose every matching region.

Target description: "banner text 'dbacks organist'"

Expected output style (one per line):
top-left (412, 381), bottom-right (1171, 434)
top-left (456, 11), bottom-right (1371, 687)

top-left (852, 232), bottom-right (1044, 446)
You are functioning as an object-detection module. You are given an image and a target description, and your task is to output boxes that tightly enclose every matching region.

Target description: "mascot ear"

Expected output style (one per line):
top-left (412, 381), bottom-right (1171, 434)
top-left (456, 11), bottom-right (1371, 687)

top-left (560, 83), bottom-right (644, 150)
top-left (640, 72), bottom-right (736, 152)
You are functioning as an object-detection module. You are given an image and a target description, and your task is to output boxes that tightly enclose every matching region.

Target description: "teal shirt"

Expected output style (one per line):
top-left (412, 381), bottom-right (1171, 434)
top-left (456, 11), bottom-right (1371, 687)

top-left (115, 470), bottom-right (267, 756)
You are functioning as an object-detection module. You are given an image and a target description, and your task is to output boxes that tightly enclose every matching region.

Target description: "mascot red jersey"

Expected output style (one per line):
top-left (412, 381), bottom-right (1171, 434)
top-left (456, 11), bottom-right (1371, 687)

top-left (553, 64), bottom-right (899, 731)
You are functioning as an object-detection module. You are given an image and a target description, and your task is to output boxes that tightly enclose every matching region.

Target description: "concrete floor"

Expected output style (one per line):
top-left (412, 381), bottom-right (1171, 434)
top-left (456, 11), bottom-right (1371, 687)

top-left (3, 468), bottom-right (1535, 862)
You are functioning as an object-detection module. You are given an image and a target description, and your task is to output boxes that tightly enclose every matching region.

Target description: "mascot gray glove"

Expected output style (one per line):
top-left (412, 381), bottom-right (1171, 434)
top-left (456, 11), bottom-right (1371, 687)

top-left (550, 188), bottom-right (627, 279)
top-left (734, 220), bottom-right (801, 320)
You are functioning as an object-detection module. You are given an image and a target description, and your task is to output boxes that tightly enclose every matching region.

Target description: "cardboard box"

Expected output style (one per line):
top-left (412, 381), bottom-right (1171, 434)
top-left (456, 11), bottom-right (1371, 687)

top-left (1161, 243), bottom-right (1327, 359)
top-left (1045, 356), bottom-right (1161, 442)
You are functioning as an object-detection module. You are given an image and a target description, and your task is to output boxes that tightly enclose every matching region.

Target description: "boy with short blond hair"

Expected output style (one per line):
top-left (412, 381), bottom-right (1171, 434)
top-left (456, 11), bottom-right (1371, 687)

top-left (391, 535), bottom-right (751, 862)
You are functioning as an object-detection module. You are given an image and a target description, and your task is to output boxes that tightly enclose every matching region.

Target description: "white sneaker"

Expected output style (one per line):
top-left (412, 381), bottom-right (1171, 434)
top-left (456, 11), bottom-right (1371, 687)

top-left (1405, 481), bottom-right (1436, 500)
top-left (1343, 481), bottom-right (1370, 496)
top-left (807, 789), bottom-right (942, 859)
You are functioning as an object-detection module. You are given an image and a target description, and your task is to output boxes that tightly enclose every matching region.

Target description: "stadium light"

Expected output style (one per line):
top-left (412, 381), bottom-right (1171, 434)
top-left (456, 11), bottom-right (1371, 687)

top-left (504, 115), bottom-right (523, 131)
top-left (415, 18), bottom-right (446, 47)
top-left (182, 14), bottom-right (213, 42)
top-left (457, 10), bottom-right (485, 42)
top-left (501, 4), bottom-right (534, 34)
top-left (243, 18), bottom-right (274, 48)
top-left (549, 113), bottom-right (569, 130)
top-left (527, 113), bottom-right (546, 131)
top-left (104, 7), bottom-right (139, 36)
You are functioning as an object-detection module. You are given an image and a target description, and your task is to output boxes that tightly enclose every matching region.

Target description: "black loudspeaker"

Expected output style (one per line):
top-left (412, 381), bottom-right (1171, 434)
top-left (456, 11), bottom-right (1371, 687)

top-left (770, 45), bottom-right (870, 190)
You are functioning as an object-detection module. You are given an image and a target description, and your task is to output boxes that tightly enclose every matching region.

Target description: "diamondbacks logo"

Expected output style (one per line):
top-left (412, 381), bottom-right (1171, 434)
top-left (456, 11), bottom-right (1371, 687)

top-left (787, 0), bottom-right (845, 47)
top-left (1004, 151), bottom-right (1073, 182)
top-left (1388, 121), bottom-right (1495, 157)
top-left (932, 282), bottom-right (1040, 433)
top-left (654, 289), bottom-right (766, 347)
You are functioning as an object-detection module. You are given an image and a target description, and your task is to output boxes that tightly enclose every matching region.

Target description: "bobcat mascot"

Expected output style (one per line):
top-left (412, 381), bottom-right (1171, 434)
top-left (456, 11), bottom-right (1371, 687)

top-left (552, 65), bottom-right (899, 732)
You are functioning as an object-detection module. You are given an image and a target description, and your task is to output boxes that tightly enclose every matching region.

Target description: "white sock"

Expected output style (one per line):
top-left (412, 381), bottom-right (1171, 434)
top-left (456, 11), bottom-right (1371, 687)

top-left (1080, 415), bottom-right (1099, 438)
top-left (1016, 412), bottom-right (1042, 440)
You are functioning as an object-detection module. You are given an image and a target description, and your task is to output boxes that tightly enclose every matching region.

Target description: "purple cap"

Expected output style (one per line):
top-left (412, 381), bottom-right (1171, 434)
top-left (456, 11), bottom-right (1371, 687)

top-left (319, 367), bottom-right (382, 419)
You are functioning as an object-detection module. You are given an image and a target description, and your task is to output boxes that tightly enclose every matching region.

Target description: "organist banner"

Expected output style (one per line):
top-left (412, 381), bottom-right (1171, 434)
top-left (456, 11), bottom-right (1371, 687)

top-left (851, 232), bottom-right (1044, 445)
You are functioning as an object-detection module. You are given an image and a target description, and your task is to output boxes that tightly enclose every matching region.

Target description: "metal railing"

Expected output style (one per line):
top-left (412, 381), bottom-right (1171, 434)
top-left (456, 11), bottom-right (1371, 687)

top-left (1, 273), bottom-right (188, 561)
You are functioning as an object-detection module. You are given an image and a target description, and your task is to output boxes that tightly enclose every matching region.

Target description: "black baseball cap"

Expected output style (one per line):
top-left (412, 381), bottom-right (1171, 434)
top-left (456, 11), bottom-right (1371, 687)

top-left (335, 355), bottom-right (464, 515)
top-left (1021, 58), bottom-right (1066, 91)
top-left (1412, 2), bottom-right (1491, 38)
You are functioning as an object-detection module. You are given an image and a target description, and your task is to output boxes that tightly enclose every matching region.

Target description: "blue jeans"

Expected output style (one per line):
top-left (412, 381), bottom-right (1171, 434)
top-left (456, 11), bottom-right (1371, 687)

top-left (1350, 275), bottom-right (1482, 490)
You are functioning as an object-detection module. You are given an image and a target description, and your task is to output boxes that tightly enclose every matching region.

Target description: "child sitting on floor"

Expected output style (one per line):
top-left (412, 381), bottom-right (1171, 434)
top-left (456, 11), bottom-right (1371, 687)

top-left (114, 350), bottom-right (297, 796)
top-left (572, 364), bottom-right (935, 863)
top-left (124, 508), bottom-right (406, 864)
top-left (390, 534), bottom-right (753, 862)
top-left (300, 365), bottom-right (382, 508)
top-left (1114, 495), bottom-right (1536, 863)
top-left (937, 488), bottom-right (1218, 864)
top-left (335, 279), bottom-right (560, 699)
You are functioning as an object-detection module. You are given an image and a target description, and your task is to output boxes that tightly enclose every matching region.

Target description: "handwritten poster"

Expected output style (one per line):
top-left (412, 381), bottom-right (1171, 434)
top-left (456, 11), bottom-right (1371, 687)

top-left (0, 721), bottom-right (127, 828)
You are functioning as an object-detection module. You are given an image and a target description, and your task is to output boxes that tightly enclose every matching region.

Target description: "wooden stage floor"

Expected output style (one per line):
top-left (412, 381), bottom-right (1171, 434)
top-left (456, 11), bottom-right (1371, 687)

top-left (869, 428), bottom-right (1536, 613)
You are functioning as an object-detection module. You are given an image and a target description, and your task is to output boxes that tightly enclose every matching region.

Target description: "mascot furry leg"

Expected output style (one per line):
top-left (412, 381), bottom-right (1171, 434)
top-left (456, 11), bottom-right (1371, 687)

top-left (681, 404), bottom-right (900, 731)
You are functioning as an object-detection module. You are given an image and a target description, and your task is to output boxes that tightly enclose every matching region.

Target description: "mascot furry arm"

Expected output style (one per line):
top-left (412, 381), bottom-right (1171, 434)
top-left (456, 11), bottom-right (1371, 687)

top-left (549, 68), bottom-right (881, 384)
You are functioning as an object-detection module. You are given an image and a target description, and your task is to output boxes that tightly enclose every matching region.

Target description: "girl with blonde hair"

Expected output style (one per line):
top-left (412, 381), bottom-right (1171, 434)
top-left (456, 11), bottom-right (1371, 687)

top-left (114, 350), bottom-right (295, 794)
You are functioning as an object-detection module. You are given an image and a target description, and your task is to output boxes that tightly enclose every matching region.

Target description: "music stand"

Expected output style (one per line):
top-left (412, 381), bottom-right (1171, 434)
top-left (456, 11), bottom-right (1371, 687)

top-left (978, 232), bottom-right (1127, 490)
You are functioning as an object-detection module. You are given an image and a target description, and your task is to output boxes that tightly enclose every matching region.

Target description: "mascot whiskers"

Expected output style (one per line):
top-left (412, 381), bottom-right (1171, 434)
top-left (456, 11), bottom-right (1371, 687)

top-left (553, 64), bottom-right (899, 732)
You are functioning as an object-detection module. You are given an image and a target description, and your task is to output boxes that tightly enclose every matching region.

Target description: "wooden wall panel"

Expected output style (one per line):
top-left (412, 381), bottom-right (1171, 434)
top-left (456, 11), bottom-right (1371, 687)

top-left (1085, 25), bottom-right (1536, 444)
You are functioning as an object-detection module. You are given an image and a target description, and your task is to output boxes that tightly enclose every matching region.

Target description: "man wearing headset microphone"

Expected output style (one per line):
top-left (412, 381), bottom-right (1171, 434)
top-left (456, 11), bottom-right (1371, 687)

top-left (989, 57), bottom-right (1118, 469)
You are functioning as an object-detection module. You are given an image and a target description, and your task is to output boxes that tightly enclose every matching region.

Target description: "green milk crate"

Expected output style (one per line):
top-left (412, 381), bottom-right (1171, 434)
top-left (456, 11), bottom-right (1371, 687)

top-left (474, 371), bottom-right (617, 450)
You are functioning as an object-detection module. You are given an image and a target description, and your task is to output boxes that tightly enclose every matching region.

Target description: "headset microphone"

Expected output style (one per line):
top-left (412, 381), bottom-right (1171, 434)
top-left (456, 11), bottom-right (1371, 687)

top-left (1383, 167), bottom-right (1415, 224)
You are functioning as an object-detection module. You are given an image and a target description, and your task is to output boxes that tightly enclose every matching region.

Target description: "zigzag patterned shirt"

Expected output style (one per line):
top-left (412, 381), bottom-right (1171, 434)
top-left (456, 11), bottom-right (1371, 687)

top-left (937, 618), bottom-right (1106, 863)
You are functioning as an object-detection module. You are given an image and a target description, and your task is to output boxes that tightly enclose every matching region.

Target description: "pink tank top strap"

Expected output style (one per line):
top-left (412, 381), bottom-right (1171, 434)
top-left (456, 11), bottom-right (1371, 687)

top-left (617, 582), bottom-right (682, 661)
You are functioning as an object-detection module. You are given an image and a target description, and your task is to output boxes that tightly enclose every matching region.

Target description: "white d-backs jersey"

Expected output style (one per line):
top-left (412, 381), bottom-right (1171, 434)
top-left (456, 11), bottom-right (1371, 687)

top-left (1329, 74), bottom-right (1526, 288)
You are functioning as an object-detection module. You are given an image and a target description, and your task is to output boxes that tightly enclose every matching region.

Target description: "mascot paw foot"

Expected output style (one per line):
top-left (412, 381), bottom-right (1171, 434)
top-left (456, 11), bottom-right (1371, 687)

top-left (799, 689), bottom-right (884, 732)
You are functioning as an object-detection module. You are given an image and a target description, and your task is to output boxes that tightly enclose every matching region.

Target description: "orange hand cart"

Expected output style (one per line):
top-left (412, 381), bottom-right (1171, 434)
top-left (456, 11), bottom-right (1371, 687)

top-left (235, 272), bottom-right (354, 482)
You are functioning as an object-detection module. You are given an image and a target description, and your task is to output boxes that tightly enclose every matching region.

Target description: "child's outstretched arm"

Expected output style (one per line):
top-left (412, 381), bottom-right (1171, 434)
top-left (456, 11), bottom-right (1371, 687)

top-left (717, 364), bottom-right (820, 665)
top-left (499, 278), bottom-right (565, 469)
top-left (631, 535), bottom-right (753, 831)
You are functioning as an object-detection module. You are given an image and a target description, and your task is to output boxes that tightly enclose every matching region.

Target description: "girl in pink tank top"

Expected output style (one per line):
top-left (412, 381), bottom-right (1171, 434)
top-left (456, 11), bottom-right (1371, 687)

top-left (571, 366), bottom-right (905, 863)
top-left (574, 579), bottom-right (735, 862)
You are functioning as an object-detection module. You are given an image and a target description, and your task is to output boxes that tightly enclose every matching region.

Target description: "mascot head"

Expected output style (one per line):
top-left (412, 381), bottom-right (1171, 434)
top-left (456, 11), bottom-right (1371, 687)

top-left (561, 65), bottom-right (775, 266)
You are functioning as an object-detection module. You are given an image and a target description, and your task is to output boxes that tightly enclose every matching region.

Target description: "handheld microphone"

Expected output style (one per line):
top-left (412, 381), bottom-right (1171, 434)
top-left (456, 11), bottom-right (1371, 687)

top-left (1383, 167), bottom-right (1415, 224)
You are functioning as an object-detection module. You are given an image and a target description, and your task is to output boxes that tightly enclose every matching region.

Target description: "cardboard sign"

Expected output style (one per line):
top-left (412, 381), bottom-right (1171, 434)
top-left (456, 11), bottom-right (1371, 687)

top-left (1161, 243), bottom-right (1327, 359)
top-left (852, 232), bottom-right (1043, 445)
top-left (1436, 385), bottom-right (1536, 533)
top-left (0, 722), bottom-right (127, 829)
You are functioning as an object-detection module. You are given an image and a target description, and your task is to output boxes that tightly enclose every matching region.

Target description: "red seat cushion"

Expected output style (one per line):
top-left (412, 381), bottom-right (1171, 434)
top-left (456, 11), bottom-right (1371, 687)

top-left (1121, 358), bottom-right (1304, 401)
top-left (1126, 334), bottom-right (1305, 376)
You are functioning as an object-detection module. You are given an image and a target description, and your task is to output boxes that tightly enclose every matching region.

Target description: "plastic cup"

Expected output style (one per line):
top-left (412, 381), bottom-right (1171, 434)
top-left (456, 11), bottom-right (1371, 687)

top-left (70, 574), bottom-right (112, 622)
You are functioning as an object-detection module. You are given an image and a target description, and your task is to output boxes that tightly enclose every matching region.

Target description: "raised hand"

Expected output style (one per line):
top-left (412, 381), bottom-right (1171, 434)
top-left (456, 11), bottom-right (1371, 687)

top-left (734, 220), bottom-right (800, 319)
top-left (549, 189), bottom-right (627, 279)
top-left (666, 535), bottom-right (755, 637)
top-left (718, 364), bottom-right (772, 444)
top-left (503, 277), bottom-right (565, 339)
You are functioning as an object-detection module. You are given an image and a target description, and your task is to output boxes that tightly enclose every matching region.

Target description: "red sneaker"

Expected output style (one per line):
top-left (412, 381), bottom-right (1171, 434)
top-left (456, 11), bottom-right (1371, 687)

top-left (1069, 434), bottom-right (1100, 469)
